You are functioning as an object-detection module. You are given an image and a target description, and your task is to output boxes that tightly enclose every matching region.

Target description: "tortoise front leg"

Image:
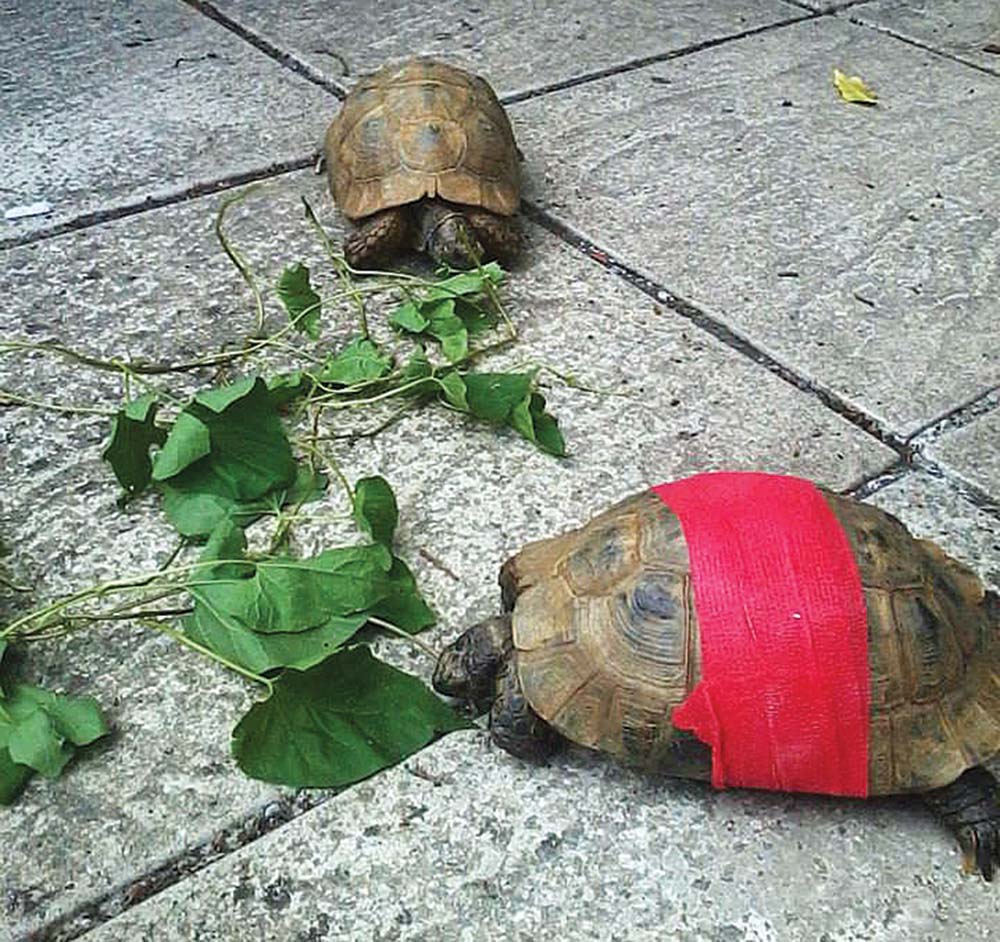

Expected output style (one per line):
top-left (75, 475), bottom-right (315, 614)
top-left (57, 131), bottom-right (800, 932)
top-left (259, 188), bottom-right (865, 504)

top-left (490, 661), bottom-right (562, 762)
top-left (343, 207), bottom-right (411, 268)
top-left (923, 766), bottom-right (1000, 881)
top-left (464, 208), bottom-right (522, 264)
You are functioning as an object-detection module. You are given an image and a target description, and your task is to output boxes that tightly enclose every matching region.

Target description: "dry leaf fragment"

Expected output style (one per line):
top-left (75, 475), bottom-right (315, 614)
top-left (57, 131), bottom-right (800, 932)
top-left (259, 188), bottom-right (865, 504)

top-left (833, 68), bottom-right (878, 105)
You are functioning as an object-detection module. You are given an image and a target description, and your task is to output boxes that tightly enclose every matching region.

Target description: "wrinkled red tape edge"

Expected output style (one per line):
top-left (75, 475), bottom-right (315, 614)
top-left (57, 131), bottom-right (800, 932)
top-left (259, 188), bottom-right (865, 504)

top-left (653, 472), bottom-right (869, 797)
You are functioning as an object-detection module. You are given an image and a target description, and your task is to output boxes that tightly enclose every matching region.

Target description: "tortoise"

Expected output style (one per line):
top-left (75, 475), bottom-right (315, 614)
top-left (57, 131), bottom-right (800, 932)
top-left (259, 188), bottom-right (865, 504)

top-left (433, 477), bottom-right (1000, 879)
top-left (324, 58), bottom-right (521, 269)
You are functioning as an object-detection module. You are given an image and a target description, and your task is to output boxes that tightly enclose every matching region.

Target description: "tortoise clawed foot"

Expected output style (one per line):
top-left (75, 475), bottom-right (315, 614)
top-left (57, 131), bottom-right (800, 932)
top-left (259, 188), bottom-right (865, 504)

top-left (957, 822), bottom-right (999, 881)
top-left (924, 766), bottom-right (1000, 881)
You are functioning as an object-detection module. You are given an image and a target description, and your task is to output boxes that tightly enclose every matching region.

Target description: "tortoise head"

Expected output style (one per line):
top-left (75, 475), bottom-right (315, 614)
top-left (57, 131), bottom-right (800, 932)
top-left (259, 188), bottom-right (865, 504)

top-left (432, 614), bottom-right (513, 715)
top-left (416, 200), bottom-right (485, 269)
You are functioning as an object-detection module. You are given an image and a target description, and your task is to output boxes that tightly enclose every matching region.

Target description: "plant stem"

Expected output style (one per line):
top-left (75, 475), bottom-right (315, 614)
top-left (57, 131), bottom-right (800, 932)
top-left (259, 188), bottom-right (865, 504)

top-left (214, 185), bottom-right (267, 336)
top-left (301, 196), bottom-right (370, 340)
top-left (0, 388), bottom-right (119, 417)
top-left (138, 618), bottom-right (273, 695)
top-left (366, 616), bottom-right (441, 661)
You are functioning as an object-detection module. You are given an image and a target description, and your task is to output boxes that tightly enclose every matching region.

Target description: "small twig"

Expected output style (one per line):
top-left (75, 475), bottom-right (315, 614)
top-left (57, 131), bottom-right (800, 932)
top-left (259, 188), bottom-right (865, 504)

top-left (418, 547), bottom-right (460, 582)
top-left (0, 339), bottom-right (252, 377)
top-left (66, 606), bottom-right (194, 623)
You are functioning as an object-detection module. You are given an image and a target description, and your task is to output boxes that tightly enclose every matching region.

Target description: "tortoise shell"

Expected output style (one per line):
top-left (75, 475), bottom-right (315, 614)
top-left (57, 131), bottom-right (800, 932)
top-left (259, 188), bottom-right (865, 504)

top-left (324, 58), bottom-right (520, 221)
top-left (499, 490), bottom-right (1000, 796)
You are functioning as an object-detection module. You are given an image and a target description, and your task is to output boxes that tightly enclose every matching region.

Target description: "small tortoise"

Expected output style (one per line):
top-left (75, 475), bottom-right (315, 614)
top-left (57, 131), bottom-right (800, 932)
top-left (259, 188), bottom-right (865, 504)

top-left (324, 58), bottom-right (521, 269)
top-left (434, 479), bottom-right (1000, 879)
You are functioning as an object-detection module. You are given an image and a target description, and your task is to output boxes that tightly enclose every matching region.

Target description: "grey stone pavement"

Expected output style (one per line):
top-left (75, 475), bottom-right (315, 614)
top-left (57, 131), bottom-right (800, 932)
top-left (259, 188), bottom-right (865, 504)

top-left (1, 0), bottom-right (999, 939)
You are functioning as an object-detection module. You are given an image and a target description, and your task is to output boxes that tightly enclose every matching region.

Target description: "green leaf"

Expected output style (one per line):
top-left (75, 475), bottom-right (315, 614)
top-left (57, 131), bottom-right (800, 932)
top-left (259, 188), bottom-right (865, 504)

top-left (11, 685), bottom-right (108, 746)
top-left (190, 543), bottom-right (392, 637)
top-left (510, 392), bottom-right (567, 457)
top-left (102, 393), bottom-right (167, 497)
top-left (437, 372), bottom-right (566, 456)
top-left (154, 378), bottom-right (298, 538)
top-left (7, 710), bottom-right (72, 779)
top-left (187, 521), bottom-right (364, 674)
top-left (368, 557), bottom-right (435, 633)
top-left (231, 646), bottom-right (472, 787)
top-left (392, 299), bottom-right (471, 364)
top-left (0, 747), bottom-right (32, 805)
top-left (462, 373), bottom-right (533, 422)
top-left (186, 518), bottom-right (431, 671)
top-left (423, 262), bottom-right (505, 300)
top-left (151, 412), bottom-right (211, 480)
top-left (389, 301), bottom-right (429, 333)
top-left (316, 337), bottom-right (392, 387)
top-left (265, 370), bottom-right (312, 407)
top-left (161, 463), bottom-right (323, 540)
top-left (400, 351), bottom-right (436, 401)
top-left (0, 683), bottom-right (108, 782)
top-left (276, 262), bottom-right (322, 339)
top-left (185, 608), bottom-right (368, 675)
top-left (353, 476), bottom-right (398, 547)
top-left (438, 371), bottom-right (468, 411)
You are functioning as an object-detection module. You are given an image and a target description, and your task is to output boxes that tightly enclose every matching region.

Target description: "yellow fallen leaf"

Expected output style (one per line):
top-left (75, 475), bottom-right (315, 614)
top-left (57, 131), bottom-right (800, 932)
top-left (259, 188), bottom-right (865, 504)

top-left (833, 68), bottom-right (878, 105)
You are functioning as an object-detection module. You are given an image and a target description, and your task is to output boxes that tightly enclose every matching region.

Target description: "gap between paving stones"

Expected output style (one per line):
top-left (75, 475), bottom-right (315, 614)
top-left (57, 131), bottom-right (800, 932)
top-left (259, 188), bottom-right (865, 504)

top-left (180, 0), bottom-right (349, 98)
top-left (181, 0), bottom-right (817, 106)
top-left (908, 385), bottom-right (1000, 445)
top-left (0, 158), bottom-right (315, 252)
top-left (848, 13), bottom-right (1000, 79)
top-left (521, 201), bottom-right (913, 458)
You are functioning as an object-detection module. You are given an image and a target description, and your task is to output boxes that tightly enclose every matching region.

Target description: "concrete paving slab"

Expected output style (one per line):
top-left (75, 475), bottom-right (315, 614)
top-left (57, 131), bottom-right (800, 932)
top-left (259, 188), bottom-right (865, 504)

top-left (0, 0), bottom-right (335, 239)
top-left (922, 403), bottom-right (1000, 500)
top-left (206, 0), bottom-right (806, 100)
top-left (0, 168), bottom-right (892, 939)
top-left (854, 0), bottom-right (1000, 76)
top-left (511, 15), bottom-right (1000, 438)
top-left (80, 470), bottom-right (1000, 942)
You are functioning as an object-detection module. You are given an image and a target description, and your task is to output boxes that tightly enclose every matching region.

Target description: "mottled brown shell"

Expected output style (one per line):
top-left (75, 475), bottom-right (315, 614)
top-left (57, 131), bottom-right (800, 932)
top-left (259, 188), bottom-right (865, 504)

top-left (324, 58), bottom-right (520, 221)
top-left (501, 490), bottom-right (1000, 796)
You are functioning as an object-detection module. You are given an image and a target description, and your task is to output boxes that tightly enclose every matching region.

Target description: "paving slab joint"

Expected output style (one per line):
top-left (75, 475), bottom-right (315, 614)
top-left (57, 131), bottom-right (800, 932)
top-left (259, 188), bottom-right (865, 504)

top-left (14, 792), bottom-right (332, 942)
top-left (0, 157), bottom-right (316, 252)
top-left (180, 0), bottom-right (348, 98)
top-left (522, 200), bottom-right (915, 462)
top-left (912, 455), bottom-right (1000, 522)
top-left (907, 386), bottom-right (1000, 447)
top-left (846, 14), bottom-right (1000, 78)
top-left (500, 12), bottom-right (816, 105)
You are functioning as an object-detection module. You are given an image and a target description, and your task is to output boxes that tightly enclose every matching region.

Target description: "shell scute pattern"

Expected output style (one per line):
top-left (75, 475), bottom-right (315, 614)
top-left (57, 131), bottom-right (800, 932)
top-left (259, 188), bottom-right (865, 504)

top-left (508, 487), bottom-right (1000, 794)
top-left (326, 58), bottom-right (519, 220)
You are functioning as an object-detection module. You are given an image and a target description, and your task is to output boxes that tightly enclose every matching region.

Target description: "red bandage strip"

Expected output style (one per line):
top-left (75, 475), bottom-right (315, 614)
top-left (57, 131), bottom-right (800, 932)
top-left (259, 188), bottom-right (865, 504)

top-left (653, 472), bottom-right (869, 797)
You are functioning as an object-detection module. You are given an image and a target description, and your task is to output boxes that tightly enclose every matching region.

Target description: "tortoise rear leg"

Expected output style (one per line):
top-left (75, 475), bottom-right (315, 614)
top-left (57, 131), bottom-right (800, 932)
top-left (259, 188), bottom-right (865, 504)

top-left (490, 661), bottom-right (562, 762)
top-left (343, 207), bottom-right (411, 269)
top-left (923, 766), bottom-right (1000, 881)
top-left (464, 208), bottom-right (522, 264)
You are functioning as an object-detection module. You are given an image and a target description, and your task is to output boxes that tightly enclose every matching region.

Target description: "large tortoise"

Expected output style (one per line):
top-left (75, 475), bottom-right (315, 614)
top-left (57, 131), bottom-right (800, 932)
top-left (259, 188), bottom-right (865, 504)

top-left (434, 476), bottom-right (1000, 879)
top-left (324, 58), bottom-right (521, 269)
